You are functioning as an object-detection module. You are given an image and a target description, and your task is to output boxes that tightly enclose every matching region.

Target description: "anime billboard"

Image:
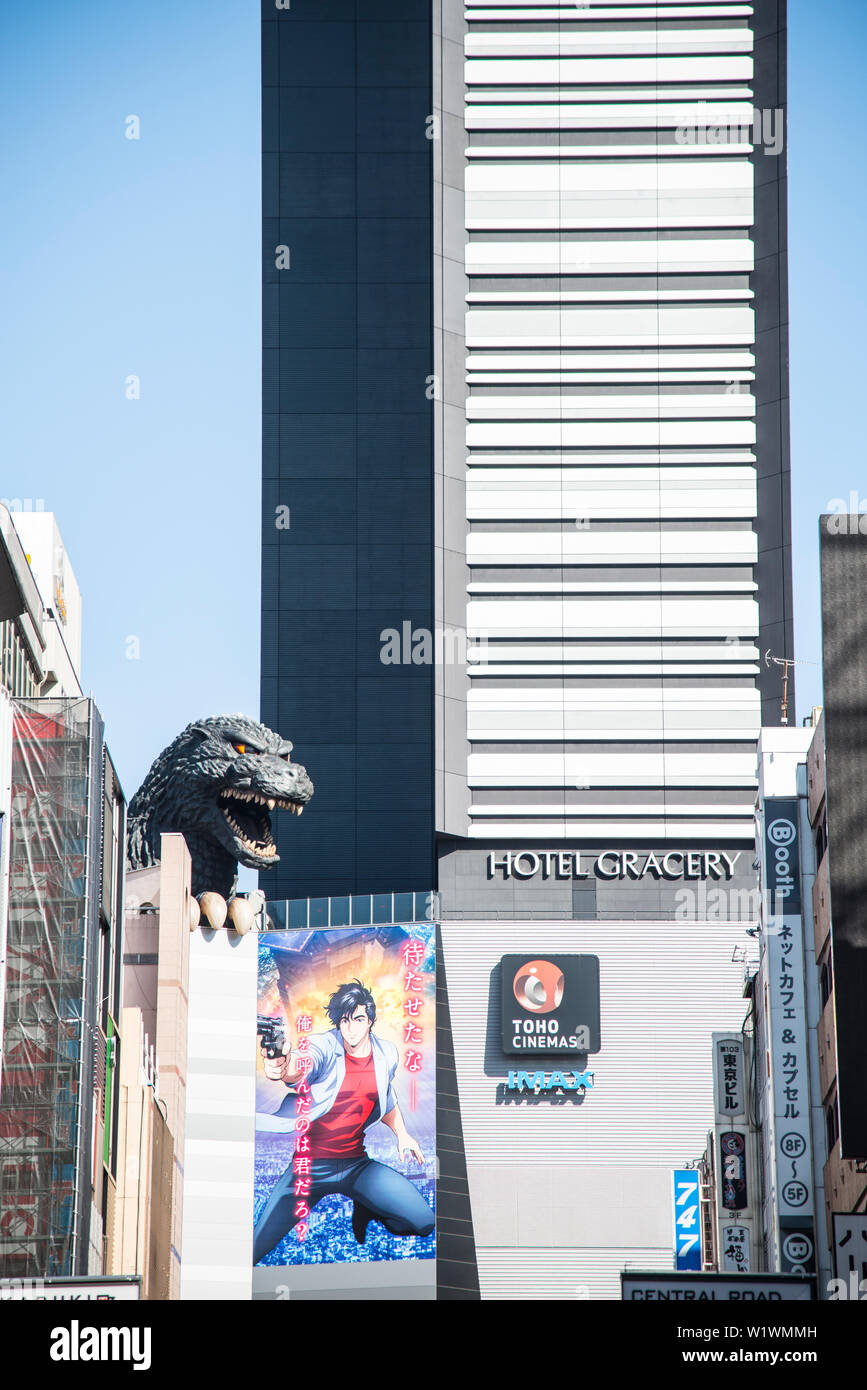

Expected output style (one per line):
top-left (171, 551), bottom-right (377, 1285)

top-left (254, 925), bottom-right (436, 1267)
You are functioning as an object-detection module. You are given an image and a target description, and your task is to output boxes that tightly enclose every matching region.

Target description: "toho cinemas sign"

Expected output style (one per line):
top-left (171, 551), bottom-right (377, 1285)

top-left (488, 849), bottom-right (743, 882)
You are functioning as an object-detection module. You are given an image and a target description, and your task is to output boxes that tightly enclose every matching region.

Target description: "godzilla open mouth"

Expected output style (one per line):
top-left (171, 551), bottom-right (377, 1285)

top-left (217, 789), bottom-right (305, 859)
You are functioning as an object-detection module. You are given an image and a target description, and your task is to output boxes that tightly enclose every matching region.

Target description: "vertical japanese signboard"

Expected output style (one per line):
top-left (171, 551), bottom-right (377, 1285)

top-left (714, 1036), bottom-right (745, 1121)
top-left (831, 1213), bottom-right (867, 1295)
top-left (719, 1132), bottom-right (749, 1211)
top-left (721, 1224), bottom-right (751, 1274)
top-left (764, 799), bottom-right (817, 1276)
top-left (712, 1032), bottom-right (754, 1270)
top-left (672, 1170), bottom-right (702, 1271)
top-left (253, 925), bottom-right (436, 1270)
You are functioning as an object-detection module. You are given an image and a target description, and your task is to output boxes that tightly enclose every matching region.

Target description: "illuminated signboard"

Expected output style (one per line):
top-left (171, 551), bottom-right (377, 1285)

top-left (500, 954), bottom-right (600, 1055)
top-left (506, 1069), bottom-right (594, 1094)
top-left (673, 1170), bottom-right (702, 1271)
top-left (254, 926), bottom-right (435, 1270)
top-left (762, 799), bottom-right (816, 1276)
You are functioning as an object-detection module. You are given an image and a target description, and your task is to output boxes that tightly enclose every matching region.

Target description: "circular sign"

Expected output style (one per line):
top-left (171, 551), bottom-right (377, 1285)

top-left (782, 1232), bottom-right (813, 1265)
top-left (768, 818), bottom-right (796, 845)
top-left (780, 1132), bottom-right (807, 1159)
top-left (513, 960), bottom-right (565, 1014)
top-left (781, 1180), bottom-right (809, 1208)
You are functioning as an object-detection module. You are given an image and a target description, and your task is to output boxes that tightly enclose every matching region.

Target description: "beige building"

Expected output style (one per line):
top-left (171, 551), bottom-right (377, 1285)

top-left (110, 835), bottom-right (193, 1299)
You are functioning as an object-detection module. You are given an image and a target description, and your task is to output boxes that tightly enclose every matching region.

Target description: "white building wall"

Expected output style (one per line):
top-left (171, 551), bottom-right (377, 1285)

top-left (10, 512), bottom-right (83, 695)
top-left (461, 0), bottom-right (763, 844)
top-left (441, 916), bottom-right (750, 1299)
top-left (180, 930), bottom-right (257, 1301)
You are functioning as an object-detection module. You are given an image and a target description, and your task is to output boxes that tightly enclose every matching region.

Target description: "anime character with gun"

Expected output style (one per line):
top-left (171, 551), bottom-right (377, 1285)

top-left (254, 980), bottom-right (433, 1262)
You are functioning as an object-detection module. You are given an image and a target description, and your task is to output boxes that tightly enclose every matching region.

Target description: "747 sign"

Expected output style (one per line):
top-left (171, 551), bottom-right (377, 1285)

top-left (673, 1170), bottom-right (702, 1271)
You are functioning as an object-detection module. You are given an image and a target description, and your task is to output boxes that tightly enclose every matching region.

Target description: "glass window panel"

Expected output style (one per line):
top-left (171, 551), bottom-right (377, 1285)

top-left (351, 895), bottom-right (372, 925)
top-left (371, 893), bottom-right (392, 924)
top-left (309, 898), bottom-right (329, 928)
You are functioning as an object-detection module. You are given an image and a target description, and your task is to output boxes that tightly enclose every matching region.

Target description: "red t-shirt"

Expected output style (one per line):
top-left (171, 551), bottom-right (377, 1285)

top-left (307, 1050), bottom-right (378, 1159)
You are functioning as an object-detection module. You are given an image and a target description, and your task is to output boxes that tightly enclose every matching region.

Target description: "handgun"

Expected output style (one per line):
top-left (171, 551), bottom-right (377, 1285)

top-left (257, 1014), bottom-right (286, 1059)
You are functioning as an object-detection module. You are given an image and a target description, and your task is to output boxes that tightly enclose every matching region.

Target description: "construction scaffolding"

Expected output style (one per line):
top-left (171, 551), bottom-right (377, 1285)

top-left (0, 698), bottom-right (95, 1277)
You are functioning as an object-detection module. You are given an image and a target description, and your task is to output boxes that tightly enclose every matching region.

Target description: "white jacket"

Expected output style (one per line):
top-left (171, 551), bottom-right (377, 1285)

top-left (274, 1028), bottom-right (398, 1129)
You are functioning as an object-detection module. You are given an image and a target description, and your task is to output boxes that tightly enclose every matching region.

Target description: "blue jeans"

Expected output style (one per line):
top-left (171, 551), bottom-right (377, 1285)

top-left (253, 1154), bottom-right (435, 1263)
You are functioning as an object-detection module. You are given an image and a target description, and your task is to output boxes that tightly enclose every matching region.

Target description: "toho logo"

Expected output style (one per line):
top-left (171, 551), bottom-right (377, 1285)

top-left (513, 960), bottom-right (564, 1014)
top-left (500, 953), bottom-right (601, 1055)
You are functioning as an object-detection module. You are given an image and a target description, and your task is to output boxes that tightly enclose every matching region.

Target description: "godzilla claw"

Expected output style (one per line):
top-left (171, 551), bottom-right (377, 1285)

top-left (198, 891), bottom-right (228, 931)
top-left (227, 896), bottom-right (255, 936)
top-left (196, 891), bottom-right (262, 935)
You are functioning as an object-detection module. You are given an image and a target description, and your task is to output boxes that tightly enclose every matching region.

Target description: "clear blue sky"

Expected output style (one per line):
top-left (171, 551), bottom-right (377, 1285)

top-left (0, 0), bottom-right (864, 799)
top-left (0, 0), bottom-right (261, 800)
top-left (787, 0), bottom-right (867, 718)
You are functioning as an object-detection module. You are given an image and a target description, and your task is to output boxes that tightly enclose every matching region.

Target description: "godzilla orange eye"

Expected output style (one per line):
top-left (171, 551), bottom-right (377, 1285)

top-left (234, 742), bottom-right (246, 754)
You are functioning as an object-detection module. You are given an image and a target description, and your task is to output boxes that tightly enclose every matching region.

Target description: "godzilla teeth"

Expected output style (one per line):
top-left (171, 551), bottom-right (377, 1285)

top-left (223, 808), bottom-right (277, 856)
top-left (224, 791), bottom-right (303, 811)
top-left (222, 790), bottom-right (306, 818)
top-left (225, 819), bottom-right (278, 856)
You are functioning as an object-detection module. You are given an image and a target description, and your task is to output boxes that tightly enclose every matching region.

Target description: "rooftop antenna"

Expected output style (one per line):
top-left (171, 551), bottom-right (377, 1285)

top-left (763, 651), bottom-right (816, 726)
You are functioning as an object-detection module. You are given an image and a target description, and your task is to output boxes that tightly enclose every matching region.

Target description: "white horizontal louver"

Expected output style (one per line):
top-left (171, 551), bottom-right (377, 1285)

top-left (462, 0), bottom-right (760, 845)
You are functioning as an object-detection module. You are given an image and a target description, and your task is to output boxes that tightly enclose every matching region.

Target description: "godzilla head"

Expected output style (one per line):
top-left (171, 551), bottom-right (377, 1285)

top-left (127, 714), bottom-right (314, 892)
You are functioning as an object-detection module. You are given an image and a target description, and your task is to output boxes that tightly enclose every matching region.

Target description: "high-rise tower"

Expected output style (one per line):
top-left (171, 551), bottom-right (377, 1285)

top-left (256, 0), bottom-right (796, 1303)
top-left (261, 0), bottom-right (793, 908)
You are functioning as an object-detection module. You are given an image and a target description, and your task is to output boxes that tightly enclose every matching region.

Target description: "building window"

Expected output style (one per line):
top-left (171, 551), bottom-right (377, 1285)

top-left (0, 619), bottom-right (40, 698)
top-left (820, 954), bottom-right (834, 1010)
top-left (825, 1095), bottom-right (840, 1154)
top-left (815, 816), bottom-right (828, 865)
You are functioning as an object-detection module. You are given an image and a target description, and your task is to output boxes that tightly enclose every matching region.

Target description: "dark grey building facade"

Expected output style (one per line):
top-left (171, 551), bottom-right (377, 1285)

top-left (261, 1), bottom-right (796, 908)
top-left (261, 0), bottom-right (437, 901)
top-left (819, 519), bottom-right (867, 1158)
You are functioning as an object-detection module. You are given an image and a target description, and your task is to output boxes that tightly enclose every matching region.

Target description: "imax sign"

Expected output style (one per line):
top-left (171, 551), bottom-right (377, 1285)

top-left (506, 1070), bottom-right (595, 1094)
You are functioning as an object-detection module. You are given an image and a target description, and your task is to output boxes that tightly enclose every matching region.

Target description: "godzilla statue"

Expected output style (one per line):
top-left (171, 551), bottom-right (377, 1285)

top-left (127, 715), bottom-right (314, 921)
